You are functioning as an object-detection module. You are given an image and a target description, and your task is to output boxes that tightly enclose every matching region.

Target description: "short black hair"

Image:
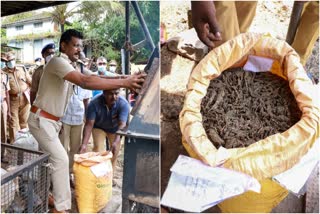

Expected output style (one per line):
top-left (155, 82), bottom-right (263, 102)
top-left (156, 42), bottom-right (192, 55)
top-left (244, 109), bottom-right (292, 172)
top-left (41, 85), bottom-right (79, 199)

top-left (59, 29), bottom-right (83, 52)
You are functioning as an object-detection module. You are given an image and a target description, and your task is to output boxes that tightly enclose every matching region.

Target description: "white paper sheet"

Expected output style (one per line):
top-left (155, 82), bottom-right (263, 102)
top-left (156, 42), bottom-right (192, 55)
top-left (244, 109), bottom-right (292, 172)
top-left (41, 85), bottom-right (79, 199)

top-left (161, 155), bottom-right (261, 212)
top-left (273, 139), bottom-right (320, 195)
top-left (243, 55), bottom-right (274, 72)
top-left (90, 162), bottom-right (110, 177)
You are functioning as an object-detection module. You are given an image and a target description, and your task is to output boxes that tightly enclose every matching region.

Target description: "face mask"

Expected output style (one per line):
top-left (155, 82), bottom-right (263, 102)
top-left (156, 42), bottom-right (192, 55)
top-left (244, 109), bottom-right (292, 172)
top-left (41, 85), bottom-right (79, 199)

top-left (1, 61), bottom-right (6, 69)
top-left (35, 61), bottom-right (41, 66)
top-left (109, 66), bottom-right (116, 72)
top-left (98, 66), bottom-right (106, 73)
top-left (45, 54), bottom-right (54, 63)
top-left (7, 60), bottom-right (15, 69)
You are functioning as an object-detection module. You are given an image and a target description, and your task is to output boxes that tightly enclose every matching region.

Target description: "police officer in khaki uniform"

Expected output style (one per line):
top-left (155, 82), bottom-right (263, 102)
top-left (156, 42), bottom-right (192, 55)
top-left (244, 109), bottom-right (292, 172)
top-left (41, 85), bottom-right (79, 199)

top-left (192, 1), bottom-right (318, 65)
top-left (1, 53), bottom-right (11, 144)
top-left (4, 52), bottom-right (31, 144)
top-left (28, 29), bottom-right (146, 213)
top-left (30, 43), bottom-right (56, 105)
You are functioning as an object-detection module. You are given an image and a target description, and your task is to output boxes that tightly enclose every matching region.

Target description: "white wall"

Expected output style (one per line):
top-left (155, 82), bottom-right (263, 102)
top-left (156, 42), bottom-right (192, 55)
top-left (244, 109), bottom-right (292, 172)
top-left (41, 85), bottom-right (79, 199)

top-left (6, 19), bottom-right (56, 63)
top-left (24, 38), bottom-right (55, 63)
top-left (6, 19), bottom-right (54, 37)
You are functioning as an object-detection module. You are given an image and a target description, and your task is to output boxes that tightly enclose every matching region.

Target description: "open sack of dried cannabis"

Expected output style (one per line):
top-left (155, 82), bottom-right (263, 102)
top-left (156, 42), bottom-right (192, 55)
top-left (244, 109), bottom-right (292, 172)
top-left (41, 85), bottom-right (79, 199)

top-left (179, 33), bottom-right (319, 212)
top-left (201, 68), bottom-right (302, 149)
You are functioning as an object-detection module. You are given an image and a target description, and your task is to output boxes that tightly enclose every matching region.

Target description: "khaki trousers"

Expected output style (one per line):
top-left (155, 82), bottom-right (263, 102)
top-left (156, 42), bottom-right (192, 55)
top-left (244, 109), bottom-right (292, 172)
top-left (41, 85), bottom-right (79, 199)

top-left (59, 123), bottom-right (83, 172)
top-left (92, 128), bottom-right (116, 152)
top-left (214, 1), bottom-right (257, 47)
top-left (92, 128), bottom-right (120, 169)
top-left (9, 94), bottom-right (30, 144)
top-left (214, 1), bottom-right (319, 65)
top-left (291, 1), bottom-right (319, 65)
top-left (28, 112), bottom-right (71, 211)
top-left (1, 101), bottom-right (8, 143)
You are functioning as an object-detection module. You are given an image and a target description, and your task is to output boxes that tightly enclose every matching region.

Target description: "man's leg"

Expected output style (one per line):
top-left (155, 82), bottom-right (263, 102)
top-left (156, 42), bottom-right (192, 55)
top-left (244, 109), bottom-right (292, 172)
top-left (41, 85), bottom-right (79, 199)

top-left (106, 133), bottom-right (120, 172)
top-left (291, 1), bottom-right (319, 65)
top-left (92, 128), bottom-right (107, 152)
top-left (213, 1), bottom-right (240, 47)
top-left (1, 102), bottom-right (8, 160)
top-left (1, 102), bottom-right (8, 143)
top-left (18, 96), bottom-right (30, 129)
top-left (235, 1), bottom-right (258, 33)
top-left (59, 123), bottom-right (71, 152)
top-left (69, 124), bottom-right (83, 172)
top-left (28, 112), bottom-right (71, 211)
top-left (9, 98), bottom-right (19, 144)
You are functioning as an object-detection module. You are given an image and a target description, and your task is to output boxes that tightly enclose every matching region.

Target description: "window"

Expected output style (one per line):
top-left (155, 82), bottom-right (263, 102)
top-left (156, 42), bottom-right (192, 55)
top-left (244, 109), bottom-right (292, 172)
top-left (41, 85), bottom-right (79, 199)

top-left (33, 39), bottom-right (43, 59)
top-left (34, 22), bottom-right (43, 28)
top-left (15, 25), bottom-right (23, 31)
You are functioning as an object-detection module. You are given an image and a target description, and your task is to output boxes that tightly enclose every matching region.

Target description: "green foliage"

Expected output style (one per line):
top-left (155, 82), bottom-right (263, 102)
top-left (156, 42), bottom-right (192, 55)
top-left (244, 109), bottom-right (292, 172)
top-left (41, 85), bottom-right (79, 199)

top-left (81, 1), bottom-right (159, 62)
top-left (129, 1), bottom-right (159, 60)
top-left (135, 1), bottom-right (159, 45)
top-left (78, 1), bottom-right (124, 26)
top-left (65, 20), bottom-right (85, 32)
top-left (1, 28), bottom-right (6, 40)
top-left (1, 1), bottom-right (159, 64)
top-left (2, 31), bottom-right (60, 44)
top-left (49, 3), bottom-right (79, 32)
top-left (1, 11), bottom-right (34, 25)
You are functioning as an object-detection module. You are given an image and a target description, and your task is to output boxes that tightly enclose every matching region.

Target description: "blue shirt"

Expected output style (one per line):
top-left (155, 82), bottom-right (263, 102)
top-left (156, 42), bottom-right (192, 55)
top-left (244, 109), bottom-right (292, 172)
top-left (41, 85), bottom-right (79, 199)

top-left (92, 90), bottom-right (102, 97)
top-left (86, 94), bottom-right (130, 133)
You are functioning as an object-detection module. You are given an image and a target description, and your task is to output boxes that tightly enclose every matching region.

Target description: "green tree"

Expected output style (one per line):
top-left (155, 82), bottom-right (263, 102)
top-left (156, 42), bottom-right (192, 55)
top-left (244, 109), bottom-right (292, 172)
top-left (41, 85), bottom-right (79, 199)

top-left (53, 1), bottom-right (159, 63)
top-left (83, 1), bottom-right (159, 62)
top-left (1, 28), bottom-right (6, 41)
top-left (48, 4), bottom-right (79, 33)
top-left (78, 1), bottom-right (124, 26)
top-left (1, 11), bottom-right (34, 25)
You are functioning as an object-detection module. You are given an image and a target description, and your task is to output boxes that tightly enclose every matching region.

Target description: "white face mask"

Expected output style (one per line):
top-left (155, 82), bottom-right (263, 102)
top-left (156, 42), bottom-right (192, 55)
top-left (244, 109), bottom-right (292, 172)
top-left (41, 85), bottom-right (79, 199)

top-left (45, 54), bottom-right (54, 63)
top-left (35, 61), bottom-right (41, 66)
top-left (7, 60), bottom-right (15, 69)
top-left (1, 61), bottom-right (6, 69)
top-left (98, 66), bottom-right (106, 73)
top-left (109, 66), bottom-right (116, 72)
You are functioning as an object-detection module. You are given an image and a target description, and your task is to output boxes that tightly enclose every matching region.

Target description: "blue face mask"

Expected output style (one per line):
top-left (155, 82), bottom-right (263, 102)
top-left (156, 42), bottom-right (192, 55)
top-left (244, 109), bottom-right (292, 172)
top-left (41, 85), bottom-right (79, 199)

top-left (1, 61), bottom-right (6, 69)
top-left (98, 66), bottom-right (106, 73)
top-left (7, 60), bottom-right (15, 69)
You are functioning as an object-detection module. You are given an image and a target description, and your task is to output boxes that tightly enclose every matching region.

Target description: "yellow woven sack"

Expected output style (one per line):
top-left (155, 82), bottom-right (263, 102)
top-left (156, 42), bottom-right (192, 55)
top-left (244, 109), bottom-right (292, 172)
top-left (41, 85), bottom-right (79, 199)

top-left (179, 32), bottom-right (320, 212)
top-left (73, 151), bottom-right (113, 213)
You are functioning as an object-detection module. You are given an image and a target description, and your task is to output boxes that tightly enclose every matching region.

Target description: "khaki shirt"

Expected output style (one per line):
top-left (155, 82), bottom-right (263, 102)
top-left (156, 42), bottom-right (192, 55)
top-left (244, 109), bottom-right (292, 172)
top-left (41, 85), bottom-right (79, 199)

top-left (1, 70), bottom-right (10, 99)
top-left (30, 65), bottom-right (44, 94)
top-left (33, 53), bottom-right (76, 117)
top-left (4, 66), bottom-right (31, 95)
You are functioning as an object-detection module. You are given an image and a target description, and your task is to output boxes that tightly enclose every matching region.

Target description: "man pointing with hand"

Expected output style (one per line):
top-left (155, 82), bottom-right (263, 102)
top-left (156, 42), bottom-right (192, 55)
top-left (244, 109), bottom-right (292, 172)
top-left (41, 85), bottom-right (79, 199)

top-left (28, 29), bottom-right (146, 213)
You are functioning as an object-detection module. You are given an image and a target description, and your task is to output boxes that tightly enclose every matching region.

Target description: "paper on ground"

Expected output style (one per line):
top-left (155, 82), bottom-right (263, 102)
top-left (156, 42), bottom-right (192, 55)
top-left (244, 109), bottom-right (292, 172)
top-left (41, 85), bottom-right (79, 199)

top-left (273, 138), bottom-right (319, 195)
top-left (161, 155), bottom-right (261, 212)
top-left (243, 55), bottom-right (274, 72)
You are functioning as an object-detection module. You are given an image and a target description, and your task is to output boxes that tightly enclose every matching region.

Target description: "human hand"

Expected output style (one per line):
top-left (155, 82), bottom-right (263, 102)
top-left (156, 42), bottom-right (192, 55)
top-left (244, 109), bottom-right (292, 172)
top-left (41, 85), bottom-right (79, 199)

top-left (120, 75), bottom-right (129, 79)
top-left (191, 1), bottom-right (222, 48)
top-left (124, 72), bottom-right (147, 93)
top-left (79, 144), bottom-right (87, 154)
